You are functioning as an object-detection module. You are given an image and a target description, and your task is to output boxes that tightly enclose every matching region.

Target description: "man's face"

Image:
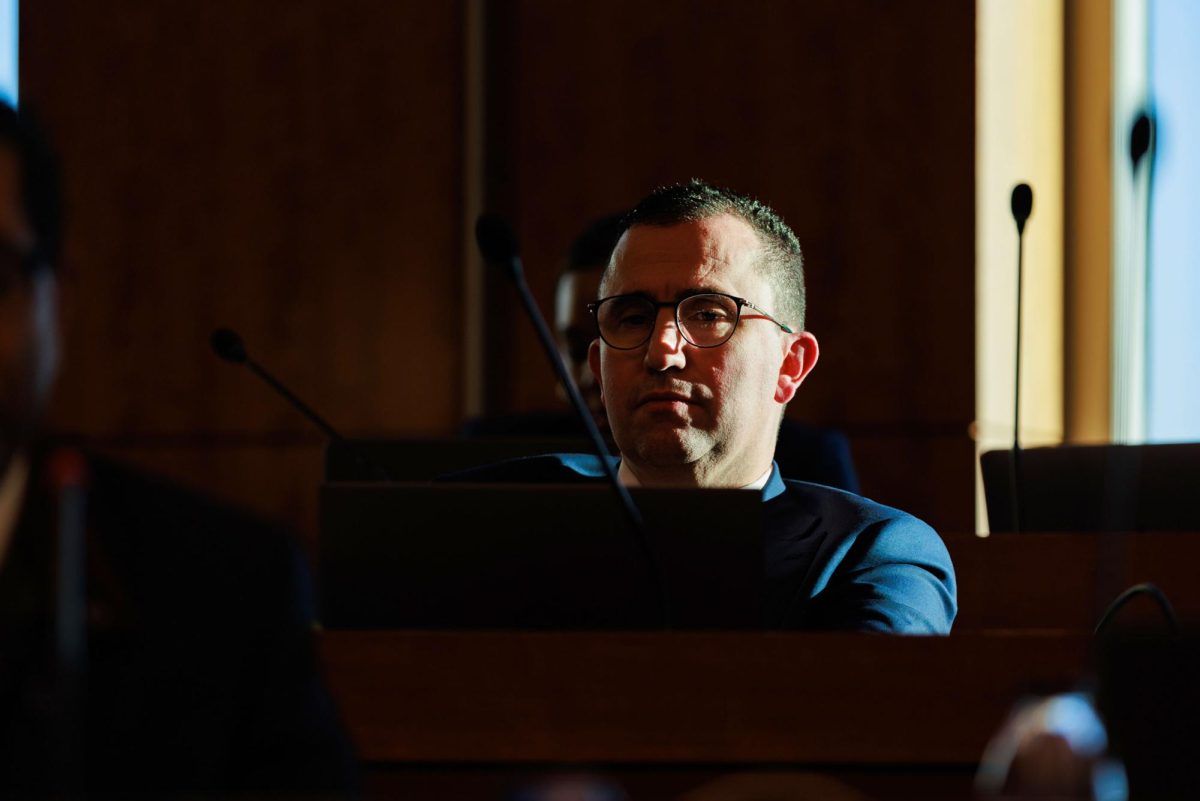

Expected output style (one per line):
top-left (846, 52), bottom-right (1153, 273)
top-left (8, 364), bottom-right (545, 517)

top-left (588, 213), bottom-right (816, 486)
top-left (0, 144), bottom-right (59, 469)
top-left (554, 266), bottom-right (606, 430)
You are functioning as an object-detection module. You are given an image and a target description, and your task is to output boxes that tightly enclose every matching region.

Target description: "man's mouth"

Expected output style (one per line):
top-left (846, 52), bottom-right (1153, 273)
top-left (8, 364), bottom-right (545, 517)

top-left (636, 391), bottom-right (694, 408)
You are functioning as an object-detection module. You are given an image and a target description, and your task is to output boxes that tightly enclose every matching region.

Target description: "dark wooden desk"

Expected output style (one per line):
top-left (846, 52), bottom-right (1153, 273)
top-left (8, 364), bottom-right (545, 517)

top-left (320, 631), bottom-right (1092, 799)
top-left (321, 631), bottom-right (1087, 763)
top-left (946, 531), bottom-right (1200, 631)
top-left (316, 533), bottom-right (1200, 796)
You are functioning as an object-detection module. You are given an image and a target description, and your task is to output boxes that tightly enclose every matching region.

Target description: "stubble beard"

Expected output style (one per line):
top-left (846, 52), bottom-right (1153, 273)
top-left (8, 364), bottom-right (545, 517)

top-left (615, 404), bottom-right (723, 477)
top-left (634, 425), bottom-right (709, 467)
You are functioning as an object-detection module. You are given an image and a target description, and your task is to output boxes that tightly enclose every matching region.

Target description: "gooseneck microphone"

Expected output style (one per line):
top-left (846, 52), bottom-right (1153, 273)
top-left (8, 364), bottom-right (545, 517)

top-left (1011, 183), bottom-right (1033, 234)
top-left (474, 214), bottom-right (669, 627)
top-left (1009, 183), bottom-right (1034, 534)
top-left (1130, 110), bottom-right (1154, 172)
top-left (211, 328), bottom-right (344, 440)
top-left (1113, 109), bottom-right (1156, 445)
top-left (210, 328), bottom-right (390, 481)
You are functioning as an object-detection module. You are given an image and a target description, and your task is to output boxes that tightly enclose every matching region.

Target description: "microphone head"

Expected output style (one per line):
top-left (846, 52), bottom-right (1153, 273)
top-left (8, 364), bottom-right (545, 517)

top-left (474, 214), bottom-right (522, 278)
top-left (210, 327), bottom-right (248, 364)
top-left (1130, 110), bottom-right (1155, 169)
top-left (1010, 183), bottom-right (1034, 234)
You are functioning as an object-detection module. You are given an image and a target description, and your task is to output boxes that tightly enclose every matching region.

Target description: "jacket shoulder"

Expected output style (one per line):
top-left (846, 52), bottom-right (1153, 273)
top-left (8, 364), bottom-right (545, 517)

top-left (776, 480), bottom-right (957, 633)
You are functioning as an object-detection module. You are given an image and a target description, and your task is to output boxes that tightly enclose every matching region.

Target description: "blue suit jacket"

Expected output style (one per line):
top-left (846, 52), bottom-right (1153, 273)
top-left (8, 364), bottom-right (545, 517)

top-left (448, 453), bottom-right (956, 634)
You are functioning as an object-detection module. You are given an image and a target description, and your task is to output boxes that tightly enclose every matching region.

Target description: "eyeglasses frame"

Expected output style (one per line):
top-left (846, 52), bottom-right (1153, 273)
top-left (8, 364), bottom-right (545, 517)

top-left (586, 291), bottom-right (794, 350)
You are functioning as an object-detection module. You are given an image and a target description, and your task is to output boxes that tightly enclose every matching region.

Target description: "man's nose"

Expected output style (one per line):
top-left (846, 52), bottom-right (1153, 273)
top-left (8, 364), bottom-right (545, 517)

top-left (643, 309), bottom-right (687, 371)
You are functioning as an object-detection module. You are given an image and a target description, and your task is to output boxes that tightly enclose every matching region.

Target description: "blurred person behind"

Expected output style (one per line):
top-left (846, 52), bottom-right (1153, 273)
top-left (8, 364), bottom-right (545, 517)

top-left (463, 212), bottom-right (623, 440)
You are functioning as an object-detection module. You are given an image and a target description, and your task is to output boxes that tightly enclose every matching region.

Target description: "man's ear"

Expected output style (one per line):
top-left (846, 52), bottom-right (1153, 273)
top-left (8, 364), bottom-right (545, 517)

top-left (775, 331), bottom-right (819, 404)
top-left (587, 338), bottom-right (604, 402)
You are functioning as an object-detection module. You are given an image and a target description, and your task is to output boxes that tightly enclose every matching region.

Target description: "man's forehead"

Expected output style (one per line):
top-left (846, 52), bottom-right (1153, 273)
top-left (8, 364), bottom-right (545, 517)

top-left (604, 213), bottom-right (763, 293)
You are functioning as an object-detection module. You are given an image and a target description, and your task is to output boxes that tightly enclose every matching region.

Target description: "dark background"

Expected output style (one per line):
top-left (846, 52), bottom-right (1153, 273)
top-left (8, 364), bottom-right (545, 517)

top-left (23, 1), bottom-right (975, 546)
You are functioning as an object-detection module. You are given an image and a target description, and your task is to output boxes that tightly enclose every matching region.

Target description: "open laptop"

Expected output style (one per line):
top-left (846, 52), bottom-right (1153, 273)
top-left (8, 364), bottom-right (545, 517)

top-left (981, 442), bottom-right (1200, 533)
top-left (319, 483), bottom-right (763, 629)
top-left (325, 438), bottom-right (589, 481)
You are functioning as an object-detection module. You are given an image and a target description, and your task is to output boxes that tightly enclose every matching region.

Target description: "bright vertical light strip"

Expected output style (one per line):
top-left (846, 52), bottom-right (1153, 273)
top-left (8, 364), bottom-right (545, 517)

top-left (1110, 0), bottom-right (1149, 443)
top-left (976, 0), bottom-right (1065, 532)
top-left (1146, 0), bottom-right (1200, 442)
top-left (0, 0), bottom-right (15, 106)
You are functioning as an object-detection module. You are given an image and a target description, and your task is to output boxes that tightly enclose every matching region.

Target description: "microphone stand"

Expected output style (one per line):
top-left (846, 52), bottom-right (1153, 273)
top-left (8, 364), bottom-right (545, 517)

top-left (1009, 183), bottom-right (1033, 533)
top-left (475, 215), bottom-right (670, 628)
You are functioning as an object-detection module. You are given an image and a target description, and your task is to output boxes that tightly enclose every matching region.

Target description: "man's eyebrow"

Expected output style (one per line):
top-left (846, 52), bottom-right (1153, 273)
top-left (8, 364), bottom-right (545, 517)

top-left (675, 286), bottom-right (727, 300)
top-left (598, 290), bottom-right (655, 302)
top-left (604, 287), bottom-right (731, 302)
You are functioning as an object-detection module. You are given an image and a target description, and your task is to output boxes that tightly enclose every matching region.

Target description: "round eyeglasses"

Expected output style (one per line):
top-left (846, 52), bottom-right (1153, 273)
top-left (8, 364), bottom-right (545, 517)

top-left (587, 292), bottom-right (793, 350)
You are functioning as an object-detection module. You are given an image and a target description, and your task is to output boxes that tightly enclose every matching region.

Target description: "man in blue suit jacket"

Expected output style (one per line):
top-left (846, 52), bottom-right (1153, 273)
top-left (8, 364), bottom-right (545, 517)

top-left (464, 180), bottom-right (955, 633)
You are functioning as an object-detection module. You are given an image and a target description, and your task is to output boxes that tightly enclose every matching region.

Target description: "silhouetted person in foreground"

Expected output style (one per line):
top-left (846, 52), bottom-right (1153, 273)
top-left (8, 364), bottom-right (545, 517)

top-left (0, 102), bottom-right (356, 798)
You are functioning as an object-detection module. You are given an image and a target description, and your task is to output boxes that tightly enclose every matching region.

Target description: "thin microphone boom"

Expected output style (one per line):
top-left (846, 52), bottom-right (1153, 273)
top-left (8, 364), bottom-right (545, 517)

top-left (474, 214), bottom-right (670, 627)
top-left (1009, 183), bottom-right (1033, 533)
top-left (210, 328), bottom-right (391, 481)
top-left (212, 328), bottom-right (344, 440)
top-left (1093, 111), bottom-right (1157, 615)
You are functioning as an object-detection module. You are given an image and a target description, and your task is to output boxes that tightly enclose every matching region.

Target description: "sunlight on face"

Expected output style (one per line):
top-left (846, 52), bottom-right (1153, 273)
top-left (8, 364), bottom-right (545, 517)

top-left (590, 214), bottom-right (811, 486)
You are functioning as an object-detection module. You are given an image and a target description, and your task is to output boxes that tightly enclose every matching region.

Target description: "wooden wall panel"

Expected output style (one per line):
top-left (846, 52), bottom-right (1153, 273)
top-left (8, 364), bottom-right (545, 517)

top-left (21, 2), bottom-right (978, 534)
top-left (22, 2), bottom-right (465, 539)
top-left (486, 1), bottom-right (976, 529)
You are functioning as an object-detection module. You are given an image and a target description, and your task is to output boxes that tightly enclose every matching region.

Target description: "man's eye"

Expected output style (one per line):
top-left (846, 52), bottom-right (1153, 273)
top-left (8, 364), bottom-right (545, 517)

top-left (616, 313), bottom-right (651, 328)
top-left (685, 307), bottom-right (733, 323)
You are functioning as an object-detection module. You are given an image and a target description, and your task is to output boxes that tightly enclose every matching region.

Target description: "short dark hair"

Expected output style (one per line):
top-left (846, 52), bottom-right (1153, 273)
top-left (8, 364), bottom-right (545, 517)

top-left (0, 101), bottom-right (64, 268)
top-left (615, 179), bottom-right (805, 329)
top-left (564, 212), bottom-right (626, 274)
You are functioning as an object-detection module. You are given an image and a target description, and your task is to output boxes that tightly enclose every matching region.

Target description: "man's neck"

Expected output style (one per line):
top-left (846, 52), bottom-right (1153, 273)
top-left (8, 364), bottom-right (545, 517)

top-left (618, 457), bottom-right (772, 489)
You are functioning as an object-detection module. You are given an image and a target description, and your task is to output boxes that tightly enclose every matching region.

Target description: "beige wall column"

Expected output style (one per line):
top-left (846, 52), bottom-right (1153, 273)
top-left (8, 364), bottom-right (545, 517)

top-left (1064, 0), bottom-right (1113, 444)
top-left (976, 0), bottom-right (1066, 531)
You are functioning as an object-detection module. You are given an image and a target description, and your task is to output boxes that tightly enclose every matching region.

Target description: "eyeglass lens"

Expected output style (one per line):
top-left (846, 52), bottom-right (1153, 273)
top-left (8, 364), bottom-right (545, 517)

top-left (596, 294), bottom-right (741, 349)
